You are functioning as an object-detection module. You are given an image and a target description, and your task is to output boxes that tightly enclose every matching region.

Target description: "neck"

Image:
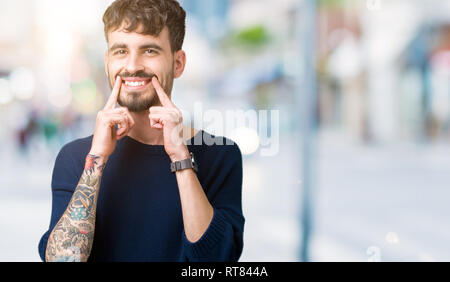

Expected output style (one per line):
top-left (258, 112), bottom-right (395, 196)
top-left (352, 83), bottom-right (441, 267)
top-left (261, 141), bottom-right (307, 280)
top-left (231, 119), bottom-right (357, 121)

top-left (128, 110), bottom-right (164, 145)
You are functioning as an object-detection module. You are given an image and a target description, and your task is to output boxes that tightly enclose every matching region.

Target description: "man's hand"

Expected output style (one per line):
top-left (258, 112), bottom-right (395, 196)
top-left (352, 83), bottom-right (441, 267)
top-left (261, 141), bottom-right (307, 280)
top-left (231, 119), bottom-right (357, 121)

top-left (149, 76), bottom-right (189, 162)
top-left (149, 77), bottom-right (214, 244)
top-left (89, 76), bottom-right (135, 158)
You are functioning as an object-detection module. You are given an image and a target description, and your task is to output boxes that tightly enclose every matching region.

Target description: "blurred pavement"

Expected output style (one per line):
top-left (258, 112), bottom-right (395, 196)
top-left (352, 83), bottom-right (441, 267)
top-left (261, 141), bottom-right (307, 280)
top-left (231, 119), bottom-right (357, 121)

top-left (1, 130), bottom-right (450, 262)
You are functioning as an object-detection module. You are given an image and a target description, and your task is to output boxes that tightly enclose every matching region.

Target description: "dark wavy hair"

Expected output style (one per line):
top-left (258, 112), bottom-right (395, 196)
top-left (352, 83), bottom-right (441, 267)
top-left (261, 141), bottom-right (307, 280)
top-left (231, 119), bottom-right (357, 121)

top-left (102, 0), bottom-right (186, 52)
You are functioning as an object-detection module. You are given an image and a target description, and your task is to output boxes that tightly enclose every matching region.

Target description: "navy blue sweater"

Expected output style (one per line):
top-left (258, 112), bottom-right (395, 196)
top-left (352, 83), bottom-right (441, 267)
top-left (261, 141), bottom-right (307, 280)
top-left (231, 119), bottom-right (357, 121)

top-left (38, 130), bottom-right (245, 262)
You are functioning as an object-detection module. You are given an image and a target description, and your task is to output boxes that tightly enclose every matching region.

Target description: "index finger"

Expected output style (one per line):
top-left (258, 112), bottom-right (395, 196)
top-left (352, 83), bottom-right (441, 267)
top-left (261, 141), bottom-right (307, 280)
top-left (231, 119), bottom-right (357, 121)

top-left (104, 76), bottom-right (122, 110)
top-left (152, 76), bottom-right (175, 108)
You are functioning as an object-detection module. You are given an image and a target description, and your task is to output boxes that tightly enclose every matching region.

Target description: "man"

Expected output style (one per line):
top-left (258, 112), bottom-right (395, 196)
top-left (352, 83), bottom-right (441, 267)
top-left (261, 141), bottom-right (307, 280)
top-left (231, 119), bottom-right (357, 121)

top-left (38, 0), bottom-right (244, 262)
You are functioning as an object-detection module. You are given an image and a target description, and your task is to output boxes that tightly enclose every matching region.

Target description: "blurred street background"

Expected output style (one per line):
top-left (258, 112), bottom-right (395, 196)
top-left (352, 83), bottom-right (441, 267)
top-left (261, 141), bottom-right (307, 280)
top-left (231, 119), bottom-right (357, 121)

top-left (1, 0), bottom-right (450, 262)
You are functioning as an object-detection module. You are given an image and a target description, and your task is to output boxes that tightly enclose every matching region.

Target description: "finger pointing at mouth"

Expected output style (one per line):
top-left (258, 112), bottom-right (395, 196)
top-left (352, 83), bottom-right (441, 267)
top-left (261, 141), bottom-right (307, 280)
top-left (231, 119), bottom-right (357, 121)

top-left (152, 76), bottom-right (175, 108)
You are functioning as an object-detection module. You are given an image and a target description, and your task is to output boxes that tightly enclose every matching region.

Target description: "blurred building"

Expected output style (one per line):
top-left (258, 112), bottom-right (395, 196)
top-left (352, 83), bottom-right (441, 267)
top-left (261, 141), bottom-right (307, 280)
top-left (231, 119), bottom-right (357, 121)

top-left (1, 0), bottom-right (450, 262)
top-left (317, 0), bottom-right (450, 144)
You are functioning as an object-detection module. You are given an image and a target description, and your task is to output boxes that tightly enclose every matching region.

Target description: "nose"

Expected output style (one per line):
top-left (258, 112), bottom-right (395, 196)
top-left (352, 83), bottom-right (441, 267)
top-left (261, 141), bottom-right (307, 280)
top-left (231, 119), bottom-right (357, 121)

top-left (124, 52), bottom-right (145, 74)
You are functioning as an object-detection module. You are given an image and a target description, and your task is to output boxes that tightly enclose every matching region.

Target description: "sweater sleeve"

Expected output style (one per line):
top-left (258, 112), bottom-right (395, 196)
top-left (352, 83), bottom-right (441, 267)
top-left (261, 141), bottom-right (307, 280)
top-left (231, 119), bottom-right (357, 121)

top-left (182, 142), bottom-right (245, 262)
top-left (38, 143), bottom-right (82, 262)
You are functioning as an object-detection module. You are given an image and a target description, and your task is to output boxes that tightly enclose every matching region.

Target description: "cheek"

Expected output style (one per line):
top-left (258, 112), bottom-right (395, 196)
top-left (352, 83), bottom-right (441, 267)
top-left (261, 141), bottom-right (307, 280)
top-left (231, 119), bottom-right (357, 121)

top-left (108, 60), bottom-right (123, 76)
top-left (148, 56), bottom-right (171, 74)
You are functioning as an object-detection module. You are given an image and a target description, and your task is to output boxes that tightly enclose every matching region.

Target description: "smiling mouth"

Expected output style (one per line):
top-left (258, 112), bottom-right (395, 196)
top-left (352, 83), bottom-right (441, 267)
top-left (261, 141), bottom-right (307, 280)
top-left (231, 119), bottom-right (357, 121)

top-left (124, 80), bottom-right (149, 87)
top-left (121, 77), bottom-right (154, 90)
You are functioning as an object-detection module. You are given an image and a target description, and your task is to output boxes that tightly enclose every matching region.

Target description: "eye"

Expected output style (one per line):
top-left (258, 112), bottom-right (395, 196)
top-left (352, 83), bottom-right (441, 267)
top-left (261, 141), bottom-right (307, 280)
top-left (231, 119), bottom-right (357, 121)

top-left (114, 49), bottom-right (127, 55)
top-left (145, 49), bottom-right (156, 54)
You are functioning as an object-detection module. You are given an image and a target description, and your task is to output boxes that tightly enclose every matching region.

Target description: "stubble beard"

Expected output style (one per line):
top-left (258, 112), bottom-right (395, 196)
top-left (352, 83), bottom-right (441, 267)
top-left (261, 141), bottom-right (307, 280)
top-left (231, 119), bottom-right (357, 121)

top-left (117, 88), bottom-right (158, 113)
top-left (106, 66), bottom-right (174, 113)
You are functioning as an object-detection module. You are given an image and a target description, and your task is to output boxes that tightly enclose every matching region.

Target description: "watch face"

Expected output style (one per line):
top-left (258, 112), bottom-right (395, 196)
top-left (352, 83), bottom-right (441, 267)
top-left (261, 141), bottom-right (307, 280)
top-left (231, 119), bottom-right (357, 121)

top-left (190, 152), bottom-right (198, 172)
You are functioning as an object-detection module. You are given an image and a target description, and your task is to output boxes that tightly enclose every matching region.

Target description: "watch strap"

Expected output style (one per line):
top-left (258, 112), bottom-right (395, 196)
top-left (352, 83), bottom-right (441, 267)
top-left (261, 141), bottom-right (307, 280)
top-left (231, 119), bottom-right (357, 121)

top-left (170, 152), bottom-right (198, 173)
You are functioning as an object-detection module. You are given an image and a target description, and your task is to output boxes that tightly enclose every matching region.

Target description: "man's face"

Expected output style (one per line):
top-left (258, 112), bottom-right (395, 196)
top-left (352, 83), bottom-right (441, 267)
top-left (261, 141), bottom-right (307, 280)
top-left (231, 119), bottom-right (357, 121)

top-left (105, 24), bottom-right (177, 112)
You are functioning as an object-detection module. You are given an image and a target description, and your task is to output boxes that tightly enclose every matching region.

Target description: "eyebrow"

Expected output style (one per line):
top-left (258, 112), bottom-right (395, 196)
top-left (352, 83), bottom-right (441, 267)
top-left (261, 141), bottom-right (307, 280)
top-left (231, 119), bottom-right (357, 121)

top-left (109, 43), bottom-right (127, 52)
top-left (139, 44), bottom-right (164, 52)
top-left (109, 43), bottom-right (164, 52)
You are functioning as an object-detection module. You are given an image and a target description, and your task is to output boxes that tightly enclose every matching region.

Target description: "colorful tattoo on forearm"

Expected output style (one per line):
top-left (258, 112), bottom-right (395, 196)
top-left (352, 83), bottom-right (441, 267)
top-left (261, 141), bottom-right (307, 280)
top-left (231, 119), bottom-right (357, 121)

top-left (46, 154), bottom-right (106, 262)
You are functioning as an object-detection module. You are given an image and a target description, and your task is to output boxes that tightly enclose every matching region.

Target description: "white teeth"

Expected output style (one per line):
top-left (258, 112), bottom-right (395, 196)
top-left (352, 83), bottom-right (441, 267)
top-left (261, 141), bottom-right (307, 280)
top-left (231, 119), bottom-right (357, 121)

top-left (124, 81), bottom-right (146, 87)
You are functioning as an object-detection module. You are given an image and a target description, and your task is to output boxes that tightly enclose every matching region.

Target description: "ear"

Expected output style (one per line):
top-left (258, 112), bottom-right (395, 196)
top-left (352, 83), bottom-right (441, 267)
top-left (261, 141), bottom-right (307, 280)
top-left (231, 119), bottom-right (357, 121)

top-left (173, 50), bottom-right (186, 79)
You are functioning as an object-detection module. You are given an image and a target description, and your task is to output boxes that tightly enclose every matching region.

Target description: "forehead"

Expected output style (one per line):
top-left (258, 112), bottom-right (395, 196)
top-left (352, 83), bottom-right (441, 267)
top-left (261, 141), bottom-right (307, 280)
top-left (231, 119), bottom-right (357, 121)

top-left (107, 23), bottom-right (171, 50)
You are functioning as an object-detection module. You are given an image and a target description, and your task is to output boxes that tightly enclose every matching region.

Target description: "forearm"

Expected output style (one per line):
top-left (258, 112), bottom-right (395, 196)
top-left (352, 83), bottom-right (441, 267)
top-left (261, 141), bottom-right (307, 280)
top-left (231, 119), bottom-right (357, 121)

top-left (175, 167), bottom-right (214, 243)
top-left (45, 154), bottom-right (107, 262)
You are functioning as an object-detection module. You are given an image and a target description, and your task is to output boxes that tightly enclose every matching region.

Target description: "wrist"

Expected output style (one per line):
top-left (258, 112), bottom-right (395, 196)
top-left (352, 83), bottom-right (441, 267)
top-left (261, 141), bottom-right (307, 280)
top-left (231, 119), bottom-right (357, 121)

top-left (87, 151), bottom-right (109, 164)
top-left (84, 153), bottom-right (108, 175)
top-left (169, 146), bottom-right (190, 162)
top-left (170, 151), bottom-right (198, 173)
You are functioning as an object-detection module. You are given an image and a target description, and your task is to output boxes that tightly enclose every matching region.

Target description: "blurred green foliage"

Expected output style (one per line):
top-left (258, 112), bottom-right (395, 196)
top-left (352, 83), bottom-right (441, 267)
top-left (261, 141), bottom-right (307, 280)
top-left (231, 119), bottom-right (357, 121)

top-left (235, 25), bottom-right (270, 46)
top-left (222, 25), bottom-right (271, 51)
top-left (318, 0), bottom-right (357, 8)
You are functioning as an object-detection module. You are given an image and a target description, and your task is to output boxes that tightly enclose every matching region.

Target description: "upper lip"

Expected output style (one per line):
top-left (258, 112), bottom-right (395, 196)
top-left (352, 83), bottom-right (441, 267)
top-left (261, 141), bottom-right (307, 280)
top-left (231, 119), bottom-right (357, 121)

top-left (121, 77), bottom-right (151, 82)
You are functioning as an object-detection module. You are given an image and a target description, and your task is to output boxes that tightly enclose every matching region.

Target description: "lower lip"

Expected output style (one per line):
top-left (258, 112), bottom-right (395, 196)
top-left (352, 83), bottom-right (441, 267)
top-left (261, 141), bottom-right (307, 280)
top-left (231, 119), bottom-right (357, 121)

top-left (122, 80), bottom-right (152, 91)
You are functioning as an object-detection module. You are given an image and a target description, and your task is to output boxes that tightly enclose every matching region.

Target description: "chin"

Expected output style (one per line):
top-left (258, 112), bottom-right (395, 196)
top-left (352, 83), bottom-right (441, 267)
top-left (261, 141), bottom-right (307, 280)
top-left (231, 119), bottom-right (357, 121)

top-left (118, 96), bottom-right (156, 112)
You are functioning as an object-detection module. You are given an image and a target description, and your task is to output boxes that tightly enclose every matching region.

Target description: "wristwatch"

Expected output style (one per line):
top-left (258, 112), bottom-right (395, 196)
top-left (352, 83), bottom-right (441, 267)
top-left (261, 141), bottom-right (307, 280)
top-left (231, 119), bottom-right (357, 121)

top-left (170, 152), bottom-right (198, 173)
